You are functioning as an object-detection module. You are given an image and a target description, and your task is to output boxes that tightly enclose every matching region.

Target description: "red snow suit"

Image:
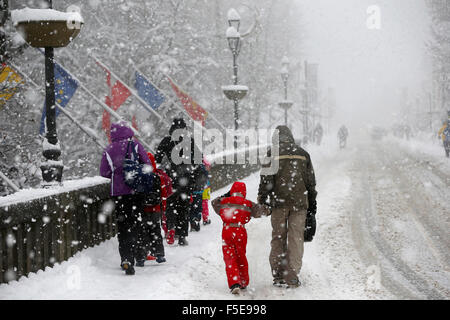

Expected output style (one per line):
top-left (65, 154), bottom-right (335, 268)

top-left (219, 182), bottom-right (253, 289)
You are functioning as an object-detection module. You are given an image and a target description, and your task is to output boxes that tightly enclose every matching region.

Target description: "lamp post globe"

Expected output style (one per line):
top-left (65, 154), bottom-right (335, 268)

top-left (227, 8), bottom-right (241, 31)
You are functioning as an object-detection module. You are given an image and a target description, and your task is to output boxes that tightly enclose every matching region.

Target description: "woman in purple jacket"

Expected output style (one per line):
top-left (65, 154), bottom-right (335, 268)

top-left (100, 122), bottom-right (151, 275)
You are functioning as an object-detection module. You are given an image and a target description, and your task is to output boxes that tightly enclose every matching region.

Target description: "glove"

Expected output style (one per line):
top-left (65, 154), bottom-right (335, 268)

top-left (308, 200), bottom-right (317, 216)
top-left (304, 211), bottom-right (316, 242)
top-left (262, 204), bottom-right (272, 217)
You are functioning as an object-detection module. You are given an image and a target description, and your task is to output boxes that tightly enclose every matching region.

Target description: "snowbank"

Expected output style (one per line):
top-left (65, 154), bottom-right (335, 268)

top-left (0, 176), bottom-right (109, 208)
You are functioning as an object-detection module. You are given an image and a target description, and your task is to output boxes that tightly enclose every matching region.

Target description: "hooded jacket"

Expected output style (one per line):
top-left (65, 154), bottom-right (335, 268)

top-left (258, 125), bottom-right (317, 211)
top-left (100, 122), bottom-right (151, 196)
top-left (212, 182), bottom-right (270, 222)
top-left (219, 182), bottom-right (253, 225)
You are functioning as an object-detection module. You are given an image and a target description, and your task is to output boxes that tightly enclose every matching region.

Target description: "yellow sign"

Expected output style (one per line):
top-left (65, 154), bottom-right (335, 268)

top-left (0, 66), bottom-right (24, 108)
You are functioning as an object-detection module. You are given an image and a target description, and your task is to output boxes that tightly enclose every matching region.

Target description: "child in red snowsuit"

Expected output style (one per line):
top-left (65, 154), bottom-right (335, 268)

top-left (212, 182), bottom-right (269, 294)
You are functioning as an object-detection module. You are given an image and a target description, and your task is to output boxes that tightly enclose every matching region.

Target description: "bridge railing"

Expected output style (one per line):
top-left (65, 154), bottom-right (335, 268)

top-left (0, 178), bottom-right (113, 284)
top-left (0, 162), bottom-right (261, 284)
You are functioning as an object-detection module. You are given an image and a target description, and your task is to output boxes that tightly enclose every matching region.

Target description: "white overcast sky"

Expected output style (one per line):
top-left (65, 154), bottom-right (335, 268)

top-left (297, 0), bottom-right (432, 128)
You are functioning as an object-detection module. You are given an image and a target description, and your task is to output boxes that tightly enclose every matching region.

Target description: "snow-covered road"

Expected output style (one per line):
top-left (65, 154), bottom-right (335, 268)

top-left (0, 133), bottom-right (448, 300)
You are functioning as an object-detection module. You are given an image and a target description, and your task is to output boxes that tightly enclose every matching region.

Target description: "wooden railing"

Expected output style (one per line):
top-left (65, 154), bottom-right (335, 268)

top-left (0, 182), bottom-right (113, 284)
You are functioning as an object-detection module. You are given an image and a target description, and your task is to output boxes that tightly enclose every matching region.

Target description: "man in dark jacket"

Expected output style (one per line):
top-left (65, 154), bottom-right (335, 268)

top-left (155, 118), bottom-right (203, 246)
top-left (257, 125), bottom-right (317, 288)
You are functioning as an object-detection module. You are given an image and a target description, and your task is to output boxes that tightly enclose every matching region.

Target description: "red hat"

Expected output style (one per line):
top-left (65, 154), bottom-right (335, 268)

top-left (230, 182), bottom-right (246, 198)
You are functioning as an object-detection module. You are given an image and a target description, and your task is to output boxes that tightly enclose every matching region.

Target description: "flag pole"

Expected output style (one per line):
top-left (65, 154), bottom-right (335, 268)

top-left (0, 170), bottom-right (20, 193)
top-left (91, 55), bottom-right (170, 127)
top-left (165, 74), bottom-right (227, 132)
top-left (129, 61), bottom-right (208, 134)
top-left (19, 57), bottom-right (155, 153)
top-left (10, 63), bottom-right (107, 150)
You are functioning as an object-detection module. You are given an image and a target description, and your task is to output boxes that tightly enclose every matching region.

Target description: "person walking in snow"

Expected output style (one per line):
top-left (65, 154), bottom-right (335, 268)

top-left (212, 182), bottom-right (269, 295)
top-left (136, 152), bottom-right (173, 266)
top-left (100, 122), bottom-right (152, 275)
top-left (155, 118), bottom-right (203, 246)
top-left (189, 161), bottom-right (209, 232)
top-left (313, 123), bottom-right (324, 146)
top-left (438, 112), bottom-right (450, 158)
top-left (338, 125), bottom-right (348, 149)
top-left (258, 125), bottom-right (317, 288)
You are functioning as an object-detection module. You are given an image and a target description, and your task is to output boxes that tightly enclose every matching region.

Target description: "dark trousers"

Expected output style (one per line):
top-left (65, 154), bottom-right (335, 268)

top-left (166, 193), bottom-right (190, 237)
top-left (137, 212), bottom-right (165, 258)
top-left (114, 194), bottom-right (145, 266)
top-left (190, 193), bottom-right (203, 223)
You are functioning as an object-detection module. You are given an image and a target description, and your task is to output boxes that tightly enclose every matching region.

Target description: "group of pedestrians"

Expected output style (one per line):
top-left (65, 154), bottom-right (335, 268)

top-left (99, 120), bottom-right (318, 295)
top-left (100, 119), bottom-right (211, 275)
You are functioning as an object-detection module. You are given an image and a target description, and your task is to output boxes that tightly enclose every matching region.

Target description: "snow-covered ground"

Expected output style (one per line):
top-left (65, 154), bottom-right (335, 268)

top-left (0, 133), bottom-right (448, 300)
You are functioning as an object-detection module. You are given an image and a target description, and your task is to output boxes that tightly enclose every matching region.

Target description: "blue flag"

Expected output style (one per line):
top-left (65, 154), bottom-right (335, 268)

top-left (135, 71), bottom-right (165, 110)
top-left (39, 63), bottom-right (79, 135)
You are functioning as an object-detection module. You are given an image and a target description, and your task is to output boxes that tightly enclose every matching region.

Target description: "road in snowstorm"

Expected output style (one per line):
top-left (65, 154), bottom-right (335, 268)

top-left (349, 137), bottom-right (450, 299)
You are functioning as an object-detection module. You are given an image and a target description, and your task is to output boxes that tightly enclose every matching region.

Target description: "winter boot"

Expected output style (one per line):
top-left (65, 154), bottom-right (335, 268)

top-left (190, 220), bottom-right (200, 232)
top-left (121, 261), bottom-right (135, 275)
top-left (178, 236), bottom-right (189, 246)
top-left (286, 279), bottom-right (301, 289)
top-left (167, 229), bottom-right (175, 245)
top-left (146, 255), bottom-right (156, 261)
top-left (203, 219), bottom-right (211, 226)
top-left (230, 284), bottom-right (241, 295)
top-left (156, 255), bottom-right (166, 264)
top-left (136, 260), bottom-right (145, 267)
top-left (273, 278), bottom-right (286, 287)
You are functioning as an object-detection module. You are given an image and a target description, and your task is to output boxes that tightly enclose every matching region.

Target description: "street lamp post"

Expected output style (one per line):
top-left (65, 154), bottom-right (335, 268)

top-left (227, 9), bottom-right (242, 132)
top-left (279, 56), bottom-right (293, 126)
top-left (0, 0), bottom-right (7, 25)
top-left (223, 8), bottom-right (248, 152)
top-left (11, 1), bottom-right (82, 186)
top-left (41, 0), bottom-right (64, 186)
top-left (0, 0), bottom-right (8, 63)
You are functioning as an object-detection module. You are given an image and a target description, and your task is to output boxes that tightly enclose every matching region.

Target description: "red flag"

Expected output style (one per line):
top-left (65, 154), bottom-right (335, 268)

top-left (168, 77), bottom-right (208, 126)
top-left (99, 64), bottom-right (132, 142)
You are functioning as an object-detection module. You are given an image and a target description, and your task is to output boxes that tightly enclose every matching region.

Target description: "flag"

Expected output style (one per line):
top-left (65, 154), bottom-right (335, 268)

top-left (39, 63), bottom-right (78, 135)
top-left (168, 77), bottom-right (208, 126)
top-left (98, 64), bottom-right (132, 142)
top-left (135, 71), bottom-right (165, 110)
top-left (0, 65), bottom-right (24, 109)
